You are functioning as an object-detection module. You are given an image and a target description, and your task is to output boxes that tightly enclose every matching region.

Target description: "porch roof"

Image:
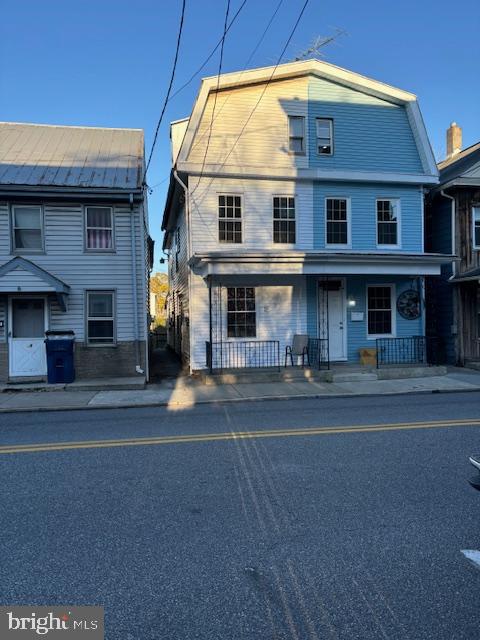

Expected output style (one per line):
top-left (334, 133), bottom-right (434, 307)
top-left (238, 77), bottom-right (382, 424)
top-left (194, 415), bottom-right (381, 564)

top-left (0, 257), bottom-right (70, 310)
top-left (190, 251), bottom-right (453, 280)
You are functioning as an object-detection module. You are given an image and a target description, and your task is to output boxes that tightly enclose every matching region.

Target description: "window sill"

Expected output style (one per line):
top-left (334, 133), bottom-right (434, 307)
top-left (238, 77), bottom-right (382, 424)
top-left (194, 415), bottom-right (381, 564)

top-left (376, 245), bottom-right (401, 250)
top-left (84, 249), bottom-right (117, 254)
top-left (12, 250), bottom-right (45, 255)
top-left (367, 334), bottom-right (396, 341)
top-left (85, 343), bottom-right (117, 348)
top-left (325, 244), bottom-right (351, 250)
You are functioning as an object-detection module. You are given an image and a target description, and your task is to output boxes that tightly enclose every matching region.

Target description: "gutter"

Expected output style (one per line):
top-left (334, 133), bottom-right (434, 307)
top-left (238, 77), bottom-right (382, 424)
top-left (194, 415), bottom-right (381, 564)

top-left (0, 186), bottom-right (144, 202)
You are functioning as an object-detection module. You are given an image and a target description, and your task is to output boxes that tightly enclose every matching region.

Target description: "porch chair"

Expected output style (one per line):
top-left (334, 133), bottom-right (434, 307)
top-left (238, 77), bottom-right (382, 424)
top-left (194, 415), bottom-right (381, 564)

top-left (285, 334), bottom-right (310, 368)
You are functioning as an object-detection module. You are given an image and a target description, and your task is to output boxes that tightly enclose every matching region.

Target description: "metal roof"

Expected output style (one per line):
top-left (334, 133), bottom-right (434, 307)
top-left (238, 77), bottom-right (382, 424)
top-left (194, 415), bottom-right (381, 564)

top-left (438, 141), bottom-right (480, 171)
top-left (0, 122), bottom-right (144, 190)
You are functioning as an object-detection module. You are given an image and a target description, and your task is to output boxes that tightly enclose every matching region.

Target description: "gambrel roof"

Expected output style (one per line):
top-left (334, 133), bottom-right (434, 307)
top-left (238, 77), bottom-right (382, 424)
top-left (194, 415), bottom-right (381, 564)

top-left (177, 58), bottom-right (438, 178)
top-left (0, 122), bottom-right (144, 190)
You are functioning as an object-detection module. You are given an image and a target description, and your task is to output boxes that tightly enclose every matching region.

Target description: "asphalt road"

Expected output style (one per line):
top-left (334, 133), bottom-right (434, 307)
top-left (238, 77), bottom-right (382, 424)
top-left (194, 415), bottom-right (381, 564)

top-left (1, 393), bottom-right (480, 639)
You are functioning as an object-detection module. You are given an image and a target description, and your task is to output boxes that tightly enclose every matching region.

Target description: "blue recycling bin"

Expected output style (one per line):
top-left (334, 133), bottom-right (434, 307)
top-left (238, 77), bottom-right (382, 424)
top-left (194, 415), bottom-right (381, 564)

top-left (45, 331), bottom-right (75, 384)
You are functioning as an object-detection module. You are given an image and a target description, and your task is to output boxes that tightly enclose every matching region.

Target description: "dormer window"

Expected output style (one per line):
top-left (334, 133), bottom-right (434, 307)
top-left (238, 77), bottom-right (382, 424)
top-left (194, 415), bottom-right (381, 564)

top-left (316, 118), bottom-right (333, 155)
top-left (288, 116), bottom-right (305, 154)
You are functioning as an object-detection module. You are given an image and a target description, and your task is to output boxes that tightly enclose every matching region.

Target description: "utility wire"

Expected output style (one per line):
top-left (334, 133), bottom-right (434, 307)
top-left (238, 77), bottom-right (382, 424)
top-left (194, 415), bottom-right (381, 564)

top-left (191, 0), bottom-right (285, 149)
top-left (193, 0), bottom-right (310, 202)
top-left (191, 0), bottom-right (231, 196)
top-left (144, 0), bottom-right (186, 183)
top-left (168, 0), bottom-right (248, 103)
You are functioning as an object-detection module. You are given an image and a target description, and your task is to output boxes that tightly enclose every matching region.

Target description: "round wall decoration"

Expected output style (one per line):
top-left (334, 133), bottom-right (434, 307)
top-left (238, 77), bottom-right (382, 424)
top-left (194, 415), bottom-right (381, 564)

top-left (397, 289), bottom-right (421, 320)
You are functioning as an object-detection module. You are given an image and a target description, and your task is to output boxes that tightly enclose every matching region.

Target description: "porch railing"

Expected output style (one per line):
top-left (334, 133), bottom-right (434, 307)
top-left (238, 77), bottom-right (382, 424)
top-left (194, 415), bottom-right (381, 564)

top-left (308, 338), bottom-right (330, 370)
top-left (376, 336), bottom-right (442, 368)
top-left (206, 340), bottom-right (280, 372)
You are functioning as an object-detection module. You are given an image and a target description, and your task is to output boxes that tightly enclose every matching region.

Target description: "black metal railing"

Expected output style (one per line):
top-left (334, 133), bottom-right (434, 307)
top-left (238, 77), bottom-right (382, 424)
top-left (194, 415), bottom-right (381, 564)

top-left (206, 340), bottom-right (280, 372)
top-left (308, 338), bottom-right (330, 370)
top-left (376, 336), bottom-right (442, 368)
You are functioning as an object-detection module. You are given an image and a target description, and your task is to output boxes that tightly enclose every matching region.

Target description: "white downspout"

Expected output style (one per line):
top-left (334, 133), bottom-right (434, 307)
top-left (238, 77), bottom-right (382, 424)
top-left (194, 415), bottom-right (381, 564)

top-left (173, 170), bottom-right (193, 373)
top-left (130, 192), bottom-right (144, 375)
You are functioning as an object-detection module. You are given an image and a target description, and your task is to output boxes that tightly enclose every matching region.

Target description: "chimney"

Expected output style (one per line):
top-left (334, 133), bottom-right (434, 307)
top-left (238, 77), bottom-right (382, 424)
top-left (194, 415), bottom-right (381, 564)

top-left (446, 122), bottom-right (462, 159)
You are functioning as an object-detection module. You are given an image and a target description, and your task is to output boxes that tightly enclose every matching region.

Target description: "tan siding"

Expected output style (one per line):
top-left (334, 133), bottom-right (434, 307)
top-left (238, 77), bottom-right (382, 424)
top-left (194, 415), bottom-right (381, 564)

top-left (187, 77), bottom-right (309, 169)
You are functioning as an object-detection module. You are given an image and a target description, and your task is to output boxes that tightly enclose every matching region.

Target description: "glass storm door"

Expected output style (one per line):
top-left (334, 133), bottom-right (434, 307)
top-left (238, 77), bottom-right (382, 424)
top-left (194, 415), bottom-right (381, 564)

top-left (9, 298), bottom-right (47, 377)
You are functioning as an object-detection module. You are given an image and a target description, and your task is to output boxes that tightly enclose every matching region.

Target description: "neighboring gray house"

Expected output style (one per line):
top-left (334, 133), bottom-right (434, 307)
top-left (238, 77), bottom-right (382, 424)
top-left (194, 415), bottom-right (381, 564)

top-left (0, 122), bottom-right (152, 382)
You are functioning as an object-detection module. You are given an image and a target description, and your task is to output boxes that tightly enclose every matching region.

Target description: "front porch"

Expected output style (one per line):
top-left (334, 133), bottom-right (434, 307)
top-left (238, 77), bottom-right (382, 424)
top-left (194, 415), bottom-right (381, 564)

top-left (190, 249), bottom-right (448, 374)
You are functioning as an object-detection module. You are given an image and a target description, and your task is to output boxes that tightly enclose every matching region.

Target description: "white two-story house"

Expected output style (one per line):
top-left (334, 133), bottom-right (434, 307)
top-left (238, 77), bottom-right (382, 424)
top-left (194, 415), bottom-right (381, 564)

top-left (0, 122), bottom-right (151, 382)
top-left (163, 60), bottom-right (447, 372)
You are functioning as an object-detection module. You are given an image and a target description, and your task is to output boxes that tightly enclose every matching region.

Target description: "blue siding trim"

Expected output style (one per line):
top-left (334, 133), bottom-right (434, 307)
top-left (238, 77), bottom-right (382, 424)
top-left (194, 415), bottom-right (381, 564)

top-left (307, 77), bottom-right (423, 173)
top-left (305, 275), bottom-right (424, 362)
top-left (345, 276), bottom-right (423, 361)
top-left (312, 182), bottom-right (423, 252)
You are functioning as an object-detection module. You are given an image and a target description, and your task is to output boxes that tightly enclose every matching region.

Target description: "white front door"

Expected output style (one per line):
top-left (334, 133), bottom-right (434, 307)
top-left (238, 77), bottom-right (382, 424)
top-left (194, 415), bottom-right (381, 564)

top-left (9, 298), bottom-right (47, 377)
top-left (318, 280), bottom-right (347, 361)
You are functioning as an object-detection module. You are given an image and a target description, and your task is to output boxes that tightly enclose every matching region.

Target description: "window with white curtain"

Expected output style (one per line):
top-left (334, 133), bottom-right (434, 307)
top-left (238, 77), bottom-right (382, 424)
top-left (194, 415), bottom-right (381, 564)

top-left (85, 206), bottom-right (114, 250)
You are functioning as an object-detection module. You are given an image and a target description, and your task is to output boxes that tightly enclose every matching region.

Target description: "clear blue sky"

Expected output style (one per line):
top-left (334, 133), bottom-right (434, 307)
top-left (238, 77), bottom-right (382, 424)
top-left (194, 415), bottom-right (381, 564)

top-left (1, 0), bottom-right (479, 271)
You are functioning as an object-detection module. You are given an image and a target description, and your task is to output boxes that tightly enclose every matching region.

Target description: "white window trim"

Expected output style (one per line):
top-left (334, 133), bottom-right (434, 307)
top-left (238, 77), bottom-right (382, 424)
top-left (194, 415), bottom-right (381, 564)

top-left (287, 115), bottom-right (306, 156)
top-left (225, 286), bottom-right (257, 340)
top-left (272, 194), bottom-right (296, 245)
top-left (84, 206), bottom-right (115, 252)
top-left (366, 283), bottom-right (396, 340)
top-left (316, 117), bottom-right (334, 156)
top-left (472, 205), bottom-right (480, 250)
top-left (376, 198), bottom-right (401, 249)
top-left (85, 290), bottom-right (117, 347)
top-left (325, 197), bottom-right (352, 249)
top-left (11, 204), bottom-right (45, 254)
top-left (218, 193), bottom-right (243, 245)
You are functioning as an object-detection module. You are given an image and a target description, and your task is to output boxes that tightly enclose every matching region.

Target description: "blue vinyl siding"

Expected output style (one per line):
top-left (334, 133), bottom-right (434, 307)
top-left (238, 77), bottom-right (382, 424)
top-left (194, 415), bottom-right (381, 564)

top-left (306, 275), bottom-right (424, 362)
top-left (345, 276), bottom-right (423, 361)
top-left (307, 77), bottom-right (423, 173)
top-left (312, 182), bottom-right (424, 252)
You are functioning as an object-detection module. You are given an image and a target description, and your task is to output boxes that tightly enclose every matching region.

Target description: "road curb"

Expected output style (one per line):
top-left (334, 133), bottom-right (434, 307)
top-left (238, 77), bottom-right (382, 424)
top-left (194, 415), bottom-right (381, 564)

top-left (0, 385), bottom-right (479, 414)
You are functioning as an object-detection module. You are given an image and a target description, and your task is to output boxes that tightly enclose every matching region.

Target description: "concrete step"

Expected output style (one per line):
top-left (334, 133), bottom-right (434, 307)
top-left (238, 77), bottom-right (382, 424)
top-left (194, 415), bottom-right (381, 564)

top-left (331, 372), bottom-right (378, 383)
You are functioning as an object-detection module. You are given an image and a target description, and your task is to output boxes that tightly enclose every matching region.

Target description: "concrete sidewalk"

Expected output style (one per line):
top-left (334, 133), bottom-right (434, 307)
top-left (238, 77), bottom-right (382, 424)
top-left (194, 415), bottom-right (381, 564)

top-left (0, 367), bottom-right (479, 413)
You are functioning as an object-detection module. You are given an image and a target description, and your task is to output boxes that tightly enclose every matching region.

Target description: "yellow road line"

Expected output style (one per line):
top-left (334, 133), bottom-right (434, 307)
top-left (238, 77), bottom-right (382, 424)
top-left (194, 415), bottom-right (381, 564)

top-left (0, 418), bottom-right (479, 455)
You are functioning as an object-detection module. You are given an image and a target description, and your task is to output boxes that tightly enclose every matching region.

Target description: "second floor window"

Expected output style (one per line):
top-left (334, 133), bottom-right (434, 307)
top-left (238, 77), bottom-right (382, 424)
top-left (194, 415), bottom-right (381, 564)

top-left (473, 206), bottom-right (480, 249)
top-left (377, 199), bottom-right (399, 246)
top-left (273, 196), bottom-right (296, 244)
top-left (288, 116), bottom-right (305, 154)
top-left (316, 118), bottom-right (333, 155)
top-left (86, 206), bottom-right (114, 250)
top-left (326, 198), bottom-right (349, 246)
top-left (12, 206), bottom-right (43, 251)
top-left (219, 195), bottom-right (242, 243)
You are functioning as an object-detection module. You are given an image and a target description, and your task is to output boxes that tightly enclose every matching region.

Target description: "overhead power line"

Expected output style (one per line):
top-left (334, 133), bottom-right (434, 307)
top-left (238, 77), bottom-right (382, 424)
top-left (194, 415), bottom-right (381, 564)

top-left (169, 0), bottom-right (248, 103)
top-left (192, 0), bottom-right (231, 194)
top-left (144, 0), bottom-right (186, 183)
top-left (193, 0), bottom-right (310, 201)
top-left (191, 0), bottom-right (285, 149)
